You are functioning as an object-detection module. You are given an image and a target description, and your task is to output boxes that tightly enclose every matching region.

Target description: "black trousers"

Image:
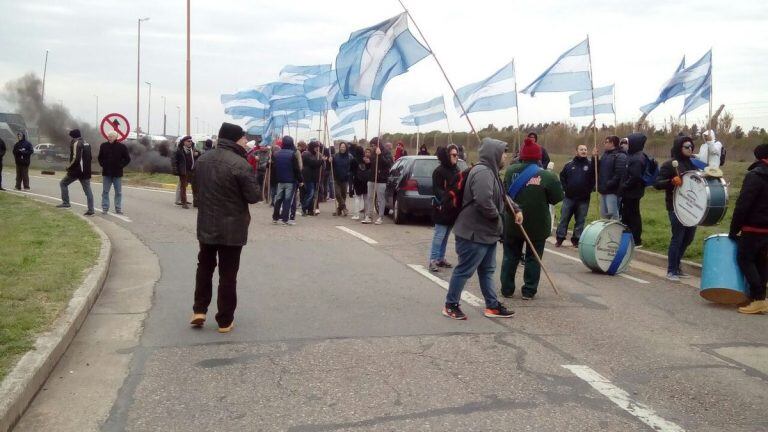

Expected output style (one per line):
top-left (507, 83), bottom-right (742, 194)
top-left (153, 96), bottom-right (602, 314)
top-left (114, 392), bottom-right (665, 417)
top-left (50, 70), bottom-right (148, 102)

top-left (15, 164), bottom-right (29, 189)
top-left (737, 233), bottom-right (768, 301)
top-left (621, 197), bottom-right (643, 246)
top-left (193, 243), bottom-right (243, 327)
top-left (0, 157), bottom-right (3, 188)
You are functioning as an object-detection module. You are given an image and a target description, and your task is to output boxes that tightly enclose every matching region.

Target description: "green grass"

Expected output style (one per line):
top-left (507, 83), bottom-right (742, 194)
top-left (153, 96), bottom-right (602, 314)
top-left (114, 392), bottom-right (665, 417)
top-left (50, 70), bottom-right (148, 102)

top-left (121, 171), bottom-right (177, 186)
top-left (0, 193), bottom-right (100, 379)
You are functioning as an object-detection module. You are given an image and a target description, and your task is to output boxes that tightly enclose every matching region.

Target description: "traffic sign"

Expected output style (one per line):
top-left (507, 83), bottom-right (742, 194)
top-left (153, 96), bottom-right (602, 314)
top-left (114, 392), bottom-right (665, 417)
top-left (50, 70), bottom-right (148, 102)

top-left (100, 113), bottom-right (131, 142)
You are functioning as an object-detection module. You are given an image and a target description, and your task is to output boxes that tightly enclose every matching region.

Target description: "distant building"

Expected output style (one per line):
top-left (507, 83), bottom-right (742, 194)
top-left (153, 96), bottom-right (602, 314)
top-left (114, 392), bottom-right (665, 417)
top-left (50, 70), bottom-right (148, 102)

top-left (0, 113), bottom-right (27, 142)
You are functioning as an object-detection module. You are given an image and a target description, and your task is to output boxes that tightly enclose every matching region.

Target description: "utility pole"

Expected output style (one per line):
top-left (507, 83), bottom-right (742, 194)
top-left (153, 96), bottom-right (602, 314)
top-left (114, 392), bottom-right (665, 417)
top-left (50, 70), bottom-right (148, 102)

top-left (137, 17), bottom-right (150, 137)
top-left (161, 95), bottom-right (167, 136)
top-left (186, 0), bottom-right (191, 136)
top-left (41, 49), bottom-right (49, 103)
top-left (145, 81), bottom-right (152, 136)
top-left (176, 106), bottom-right (181, 136)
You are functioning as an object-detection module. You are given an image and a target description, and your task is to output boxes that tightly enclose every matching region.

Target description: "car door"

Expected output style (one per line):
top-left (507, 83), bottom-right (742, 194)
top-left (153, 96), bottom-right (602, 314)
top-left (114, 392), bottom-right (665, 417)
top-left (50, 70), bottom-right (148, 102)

top-left (385, 158), bottom-right (407, 208)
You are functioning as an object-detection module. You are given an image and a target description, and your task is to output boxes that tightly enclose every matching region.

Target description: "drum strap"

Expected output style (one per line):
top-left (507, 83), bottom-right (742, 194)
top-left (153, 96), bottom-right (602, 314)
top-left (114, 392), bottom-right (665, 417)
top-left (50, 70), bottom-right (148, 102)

top-left (607, 232), bottom-right (633, 275)
top-left (507, 164), bottom-right (541, 199)
top-left (691, 158), bottom-right (707, 170)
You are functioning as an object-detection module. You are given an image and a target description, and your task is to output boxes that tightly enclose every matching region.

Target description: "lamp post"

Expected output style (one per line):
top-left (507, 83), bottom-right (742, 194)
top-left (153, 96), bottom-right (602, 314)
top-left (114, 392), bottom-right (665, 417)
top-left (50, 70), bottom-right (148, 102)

top-left (176, 106), bottom-right (181, 136)
top-left (41, 49), bottom-right (49, 103)
top-left (136, 17), bottom-right (150, 137)
top-left (161, 95), bottom-right (167, 136)
top-left (145, 81), bottom-right (152, 136)
top-left (186, 0), bottom-right (191, 136)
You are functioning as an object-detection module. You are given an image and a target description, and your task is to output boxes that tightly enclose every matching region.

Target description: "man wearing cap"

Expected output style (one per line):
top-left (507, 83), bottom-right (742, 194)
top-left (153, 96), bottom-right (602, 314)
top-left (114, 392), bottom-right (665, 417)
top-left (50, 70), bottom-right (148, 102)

top-left (174, 135), bottom-right (199, 209)
top-left (97, 131), bottom-right (131, 214)
top-left (190, 122), bottom-right (261, 333)
top-left (57, 129), bottom-right (95, 215)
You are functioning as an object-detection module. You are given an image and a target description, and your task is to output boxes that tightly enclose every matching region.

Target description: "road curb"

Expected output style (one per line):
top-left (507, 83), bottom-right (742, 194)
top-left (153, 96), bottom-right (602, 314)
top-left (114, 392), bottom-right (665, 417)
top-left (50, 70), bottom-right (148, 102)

top-left (146, 182), bottom-right (177, 191)
top-left (0, 215), bottom-right (113, 432)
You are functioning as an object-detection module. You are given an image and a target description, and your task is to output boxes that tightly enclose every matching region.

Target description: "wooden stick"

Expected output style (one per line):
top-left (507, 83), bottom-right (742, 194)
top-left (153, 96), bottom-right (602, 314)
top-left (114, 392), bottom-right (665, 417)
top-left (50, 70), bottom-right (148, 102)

top-left (370, 99), bottom-right (383, 217)
top-left (263, 146), bottom-right (272, 204)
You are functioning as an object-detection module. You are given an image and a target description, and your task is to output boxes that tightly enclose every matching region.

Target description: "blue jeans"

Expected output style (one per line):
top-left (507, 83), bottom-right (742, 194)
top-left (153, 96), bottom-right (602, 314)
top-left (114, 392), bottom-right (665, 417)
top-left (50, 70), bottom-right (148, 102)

top-left (556, 197), bottom-right (589, 241)
top-left (446, 237), bottom-right (501, 308)
top-left (667, 211), bottom-right (697, 274)
top-left (60, 175), bottom-right (94, 212)
top-left (272, 183), bottom-right (295, 222)
top-left (101, 176), bottom-right (123, 212)
top-left (599, 194), bottom-right (621, 220)
top-left (429, 224), bottom-right (452, 262)
top-left (302, 182), bottom-right (316, 213)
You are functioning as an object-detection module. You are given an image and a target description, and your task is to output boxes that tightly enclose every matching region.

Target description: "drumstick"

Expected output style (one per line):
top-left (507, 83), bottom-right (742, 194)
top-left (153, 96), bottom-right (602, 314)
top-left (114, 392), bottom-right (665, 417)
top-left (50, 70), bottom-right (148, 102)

top-left (672, 160), bottom-right (680, 177)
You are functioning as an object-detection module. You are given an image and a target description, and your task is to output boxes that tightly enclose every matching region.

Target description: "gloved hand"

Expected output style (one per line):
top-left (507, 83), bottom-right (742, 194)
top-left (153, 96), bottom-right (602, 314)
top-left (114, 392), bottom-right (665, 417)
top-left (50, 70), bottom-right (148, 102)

top-left (671, 176), bottom-right (683, 187)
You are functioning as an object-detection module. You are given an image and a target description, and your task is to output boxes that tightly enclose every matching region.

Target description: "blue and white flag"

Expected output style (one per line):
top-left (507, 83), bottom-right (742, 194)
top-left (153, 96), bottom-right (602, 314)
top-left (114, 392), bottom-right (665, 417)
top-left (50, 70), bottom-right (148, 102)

top-left (335, 13), bottom-right (431, 100)
top-left (454, 61), bottom-right (517, 115)
top-left (640, 51), bottom-right (711, 115)
top-left (401, 95), bottom-right (446, 126)
top-left (224, 106), bottom-right (268, 119)
top-left (332, 127), bottom-right (356, 138)
top-left (569, 84), bottom-right (615, 117)
top-left (304, 70), bottom-right (336, 112)
top-left (639, 56), bottom-right (686, 114)
top-left (331, 104), bottom-right (367, 132)
top-left (269, 95), bottom-right (309, 113)
top-left (680, 71), bottom-right (711, 117)
top-left (521, 39), bottom-right (592, 96)
top-left (279, 64), bottom-right (332, 84)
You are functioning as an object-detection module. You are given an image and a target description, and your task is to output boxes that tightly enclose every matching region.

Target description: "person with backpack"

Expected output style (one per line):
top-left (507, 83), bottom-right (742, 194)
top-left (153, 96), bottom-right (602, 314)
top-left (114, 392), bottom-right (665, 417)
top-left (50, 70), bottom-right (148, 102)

top-left (444, 138), bottom-right (521, 320)
top-left (618, 133), bottom-right (649, 247)
top-left (501, 137), bottom-right (564, 300)
top-left (729, 144), bottom-right (768, 314)
top-left (556, 144), bottom-right (595, 247)
top-left (429, 145), bottom-right (461, 272)
top-left (595, 135), bottom-right (627, 220)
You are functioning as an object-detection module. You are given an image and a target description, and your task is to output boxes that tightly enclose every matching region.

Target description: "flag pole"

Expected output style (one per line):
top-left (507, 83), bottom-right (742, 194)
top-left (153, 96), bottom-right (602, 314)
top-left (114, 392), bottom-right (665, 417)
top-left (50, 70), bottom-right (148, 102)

top-left (708, 49), bottom-right (713, 130)
top-left (587, 35), bottom-right (599, 208)
top-left (371, 99), bottom-right (384, 218)
top-left (398, 0), bottom-right (480, 144)
top-left (364, 100), bottom-right (370, 139)
top-left (513, 60), bottom-right (522, 155)
top-left (613, 84), bottom-right (618, 134)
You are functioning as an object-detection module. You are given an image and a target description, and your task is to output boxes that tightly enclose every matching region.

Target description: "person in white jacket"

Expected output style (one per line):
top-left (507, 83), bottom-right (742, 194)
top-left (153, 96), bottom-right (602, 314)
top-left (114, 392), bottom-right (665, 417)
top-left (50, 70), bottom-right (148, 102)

top-left (697, 130), bottom-right (723, 170)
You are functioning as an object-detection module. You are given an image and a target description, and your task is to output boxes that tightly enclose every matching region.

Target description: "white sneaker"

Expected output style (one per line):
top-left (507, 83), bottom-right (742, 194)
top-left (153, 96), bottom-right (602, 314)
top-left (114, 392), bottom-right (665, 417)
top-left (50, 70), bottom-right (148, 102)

top-left (374, 217), bottom-right (383, 225)
top-left (350, 215), bottom-right (360, 220)
top-left (314, 209), bottom-right (320, 215)
top-left (272, 220), bottom-right (278, 225)
top-left (666, 273), bottom-right (680, 282)
top-left (287, 220), bottom-right (296, 226)
top-left (361, 217), bottom-right (372, 224)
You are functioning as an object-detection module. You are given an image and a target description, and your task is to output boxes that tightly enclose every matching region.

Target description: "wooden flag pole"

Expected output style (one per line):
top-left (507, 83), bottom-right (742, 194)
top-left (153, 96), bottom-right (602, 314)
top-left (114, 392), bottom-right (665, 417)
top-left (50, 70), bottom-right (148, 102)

top-left (263, 145), bottom-right (272, 204)
top-left (587, 35), bottom-right (600, 213)
top-left (370, 99), bottom-right (384, 218)
top-left (513, 60), bottom-right (522, 155)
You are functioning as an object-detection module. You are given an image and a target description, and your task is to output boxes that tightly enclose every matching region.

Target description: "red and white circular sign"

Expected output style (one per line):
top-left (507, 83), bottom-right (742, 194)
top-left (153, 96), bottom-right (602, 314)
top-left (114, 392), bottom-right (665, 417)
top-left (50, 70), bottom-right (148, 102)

top-left (99, 113), bottom-right (131, 142)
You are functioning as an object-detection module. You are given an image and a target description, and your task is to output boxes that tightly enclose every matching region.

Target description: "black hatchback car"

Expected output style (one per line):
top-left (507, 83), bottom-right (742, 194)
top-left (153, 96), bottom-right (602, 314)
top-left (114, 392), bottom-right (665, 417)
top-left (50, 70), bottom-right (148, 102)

top-left (384, 156), bottom-right (468, 224)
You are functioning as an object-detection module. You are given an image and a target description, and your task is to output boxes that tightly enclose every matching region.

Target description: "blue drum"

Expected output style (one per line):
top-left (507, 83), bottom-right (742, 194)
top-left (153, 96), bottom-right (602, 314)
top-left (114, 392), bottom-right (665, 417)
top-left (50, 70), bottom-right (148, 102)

top-left (700, 234), bottom-right (749, 304)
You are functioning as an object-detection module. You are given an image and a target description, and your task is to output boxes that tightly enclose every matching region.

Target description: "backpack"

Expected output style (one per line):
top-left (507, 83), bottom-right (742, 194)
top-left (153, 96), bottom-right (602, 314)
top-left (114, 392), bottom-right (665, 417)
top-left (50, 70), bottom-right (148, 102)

top-left (641, 153), bottom-right (659, 187)
top-left (437, 166), bottom-right (474, 224)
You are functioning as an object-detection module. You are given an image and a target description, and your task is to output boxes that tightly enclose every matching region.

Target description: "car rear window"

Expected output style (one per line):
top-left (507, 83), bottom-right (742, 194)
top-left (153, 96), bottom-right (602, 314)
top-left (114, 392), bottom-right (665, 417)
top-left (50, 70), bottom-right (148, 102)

top-left (412, 159), bottom-right (469, 177)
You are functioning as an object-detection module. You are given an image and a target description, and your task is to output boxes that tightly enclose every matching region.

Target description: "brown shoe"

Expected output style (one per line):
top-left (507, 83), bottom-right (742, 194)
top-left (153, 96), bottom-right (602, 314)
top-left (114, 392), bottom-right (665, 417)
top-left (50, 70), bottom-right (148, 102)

top-left (738, 300), bottom-right (768, 314)
top-left (190, 313), bottom-right (206, 327)
top-left (218, 321), bottom-right (235, 333)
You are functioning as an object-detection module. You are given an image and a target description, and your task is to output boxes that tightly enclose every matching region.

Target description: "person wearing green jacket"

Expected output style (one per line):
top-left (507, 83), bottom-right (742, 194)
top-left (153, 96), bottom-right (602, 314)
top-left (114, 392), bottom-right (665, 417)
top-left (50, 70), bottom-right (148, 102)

top-left (501, 137), bottom-right (564, 300)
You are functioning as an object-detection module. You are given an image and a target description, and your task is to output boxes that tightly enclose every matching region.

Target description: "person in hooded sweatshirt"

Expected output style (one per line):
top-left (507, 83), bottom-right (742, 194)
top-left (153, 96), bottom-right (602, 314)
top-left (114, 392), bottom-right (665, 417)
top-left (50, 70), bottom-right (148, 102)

top-left (271, 136), bottom-right (303, 225)
top-left (556, 144), bottom-right (595, 247)
top-left (394, 141), bottom-right (408, 161)
top-left (443, 138), bottom-right (521, 320)
top-left (654, 135), bottom-right (698, 282)
top-left (350, 146), bottom-right (369, 220)
top-left (696, 130), bottom-right (723, 170)
top-left (526, 132), bottom-right (551, 168)
top-left (595, 135), bottom-right (628, 220)
top-left (501, 137), bottom-right (564, 300)
top-left (0, 136), bottom-right (6, 191)
top-left (301, 140), bottom-right (325, 216)
top-left (332, 141), bottom-right (352, 216)
top-left (618, 133), bottom-right (648, 246)
top-left (729, 144), bottom-right (768, 314)
top-left (12, 132), bottom-right (34, 190)
top-left (429, 145), bottom-right (461, 272)
top-left (57, 129), bottom-right (95, 215)
top-left (418, 144), bottom-right (429, 156)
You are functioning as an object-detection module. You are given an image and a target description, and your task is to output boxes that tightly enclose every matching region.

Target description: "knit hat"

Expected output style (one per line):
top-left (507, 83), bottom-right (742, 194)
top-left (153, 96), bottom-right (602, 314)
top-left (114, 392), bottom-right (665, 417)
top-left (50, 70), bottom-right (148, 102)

top-left (69, 129), bottom-right (82, 139)
top-left (519, 137), bottom-right (542, 161)
top-left (754, 143), bottom-right (768, 161)
top-left (217, 122), bottom-right (245, 142)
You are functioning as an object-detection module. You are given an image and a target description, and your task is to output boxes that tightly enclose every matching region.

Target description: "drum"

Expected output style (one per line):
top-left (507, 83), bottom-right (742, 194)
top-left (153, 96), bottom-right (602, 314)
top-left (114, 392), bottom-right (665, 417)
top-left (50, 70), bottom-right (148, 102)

top-left (579, 220), bottom-right (635, 275)
top-left (700, 234), bottom-right (749, 304)
top-left (673, 170), bottom-right (728, 227)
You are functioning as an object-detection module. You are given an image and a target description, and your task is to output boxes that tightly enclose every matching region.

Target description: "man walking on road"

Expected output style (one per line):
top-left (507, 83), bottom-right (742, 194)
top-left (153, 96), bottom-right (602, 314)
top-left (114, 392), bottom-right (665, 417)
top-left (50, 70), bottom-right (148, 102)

top-left (97, 131), bottom-right (131, 214)
top-left (191, 122), bottom-right (261, 333)
top-left (57, 129), bottom-right (95, 215)
top-left (556, 144), bottom-right (594, 247)
top-left (443, 138), bottom-right (521, 320)
top-left (596, 135), bottom-right (627, 220)
top-left (12, 132), bottom-right (34, 190)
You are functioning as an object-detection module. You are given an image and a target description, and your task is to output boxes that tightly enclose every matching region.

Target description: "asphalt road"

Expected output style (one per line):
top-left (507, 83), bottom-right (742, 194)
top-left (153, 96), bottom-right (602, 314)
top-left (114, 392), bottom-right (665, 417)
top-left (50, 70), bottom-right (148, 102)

top-left (5, 171), bottom-right (768, 432)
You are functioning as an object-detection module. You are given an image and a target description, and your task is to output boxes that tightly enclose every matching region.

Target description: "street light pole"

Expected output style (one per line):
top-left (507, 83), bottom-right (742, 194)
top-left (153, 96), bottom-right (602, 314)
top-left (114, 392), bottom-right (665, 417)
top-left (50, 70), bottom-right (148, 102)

top-left (145, 81), bottom-right (152, 136)
top-left (137, 17), bottom-right (150, 138)
top-left (161, 95), bottom-right (167, 136)
top-left (176, 106), bottom-right (181, 136)
top-left (186, 0), bottom-right (191, 136)
top-left (41, 49), bottom-right (49, 103)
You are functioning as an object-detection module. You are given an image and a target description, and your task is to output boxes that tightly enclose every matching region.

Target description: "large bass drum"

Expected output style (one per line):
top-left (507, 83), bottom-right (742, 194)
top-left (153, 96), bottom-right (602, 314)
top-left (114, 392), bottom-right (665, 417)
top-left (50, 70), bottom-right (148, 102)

top-left (578, 220), bottom-right (635, 275)
top-left (673, 171), bottom-right (728, 227)
top-left (700, 234), bottom-right (750, 304)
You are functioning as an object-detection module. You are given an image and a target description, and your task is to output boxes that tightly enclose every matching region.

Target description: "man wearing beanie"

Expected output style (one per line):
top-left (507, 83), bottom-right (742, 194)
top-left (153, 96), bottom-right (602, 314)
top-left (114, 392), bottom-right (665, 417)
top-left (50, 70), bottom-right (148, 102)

top-left (729, 144), bottom-right (768, 314)
top-left (57, 129), bottom-right (95, 215)
top-left (190, 122), bottom-right (262, 333)
top-left (596, 135), bottom-right (627, 220)
top-left (501, 137), bottom-right (563, 300)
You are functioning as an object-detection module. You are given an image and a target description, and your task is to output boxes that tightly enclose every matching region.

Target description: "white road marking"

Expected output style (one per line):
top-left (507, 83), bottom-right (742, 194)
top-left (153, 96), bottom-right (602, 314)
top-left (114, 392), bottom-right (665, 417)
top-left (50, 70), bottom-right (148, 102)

top-left (545, 248), bottom-right (649, 284)
top-left (8, 190), bottom-right (132, 223)
top-left (562, 365), bottom-right (686, 432)
top-left (335, 226), bottom-right (378, 245)
top-left (408, 264), bottom-right (484, 307)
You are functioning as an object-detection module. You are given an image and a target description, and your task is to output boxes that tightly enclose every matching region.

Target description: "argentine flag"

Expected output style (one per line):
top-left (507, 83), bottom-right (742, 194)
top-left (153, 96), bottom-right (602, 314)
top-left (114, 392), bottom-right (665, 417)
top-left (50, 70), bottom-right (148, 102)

top-left (521, 39), bottom-right (592, 96)
top-left (269, 95), bottom-right (309, 113)
top-left (332, 127), bottom-right (357, 139)
top-left (640, 50), bottom-right (711, 116)
top-left (331, 104), bottom-right (367, 132)
top-left (335, 13), bottom-right (431, 100)
top-left (401, 96), bottom-right (447, 126)
top-left (680, 71), bottom-right (711, 117)
top-left (279, 64), bottom-right (332, 84)
top-left (304, 70), bottom-right (336, 112)
top-left (639, 57), bottom-right (686, 115)
top-left (454, 61), bottom-right (517, 115)
top-left (570, 84), bottom-right (615, 117)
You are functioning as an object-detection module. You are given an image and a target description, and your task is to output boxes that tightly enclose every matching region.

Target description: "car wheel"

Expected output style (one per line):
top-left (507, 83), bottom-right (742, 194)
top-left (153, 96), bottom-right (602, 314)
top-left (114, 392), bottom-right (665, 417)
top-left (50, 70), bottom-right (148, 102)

top-left (393, 196), bottom-right (407, 225)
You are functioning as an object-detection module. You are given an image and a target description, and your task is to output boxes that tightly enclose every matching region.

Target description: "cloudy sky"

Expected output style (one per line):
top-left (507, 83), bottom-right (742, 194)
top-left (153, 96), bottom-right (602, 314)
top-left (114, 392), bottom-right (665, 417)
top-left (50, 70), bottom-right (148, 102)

top-left (1, 0), bottom-right (766, 140)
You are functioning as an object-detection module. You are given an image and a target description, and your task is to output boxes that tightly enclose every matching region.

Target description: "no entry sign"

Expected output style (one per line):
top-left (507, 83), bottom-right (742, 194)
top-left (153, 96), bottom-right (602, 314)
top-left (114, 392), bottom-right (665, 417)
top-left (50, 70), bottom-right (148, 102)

top-left (100, 113), bottom-right (131, 142)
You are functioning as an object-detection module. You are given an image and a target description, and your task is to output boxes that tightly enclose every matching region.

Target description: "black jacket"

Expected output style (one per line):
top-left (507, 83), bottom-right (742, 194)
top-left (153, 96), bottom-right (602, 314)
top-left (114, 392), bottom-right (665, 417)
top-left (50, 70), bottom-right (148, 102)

top-left (302, 149), bottom-right (323, 183)
top-left (332, 150), bottom-right (353, 182)
top-left (174, 145), bottom-right (198, 177)
top-left (541, 147), bottom-right (551, 169)
top-left (597, 148), bottom-right (627, 194)
top-left (193, 139), bottom-right (261, 246)
top-left (432, 146), bottom-right (461, 226)
top-left (730, 161), bottom-right (768, 236)
top-left (559, 156), bottom-right (595, 201)
top-left (271, 142), bottom-right (302, 184)
top-left (97, 141), bottom-right (131, 177)
top-left (351, 148), bottom-right (368, 195)
top-left (367, 149), bottom-right (393, 183)
top-left (0, 137), bottom-right (6, 159)
top-left (618, 133), bottom-right (647, 199)
top-left (13, 134), bottom-right (34, 166)
top-left (654, 136), bottom-right (697, 212)
top-left (66, 138), bottom-right (93, 180)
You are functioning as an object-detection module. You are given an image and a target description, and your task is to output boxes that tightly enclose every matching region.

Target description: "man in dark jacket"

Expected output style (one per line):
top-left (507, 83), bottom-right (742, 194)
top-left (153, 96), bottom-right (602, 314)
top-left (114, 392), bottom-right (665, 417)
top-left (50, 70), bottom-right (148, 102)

top-left (729, 144), bottom-right (768, 314)
top-left (595, 135), bottom-right (627, 220)
top-left (190, 122), bottom-right (261, 333)
top-left (174, 136), bottom-right (199, 209)
top-left (556, 144), bottom-right (595, 247)
top-left (12, 132), bottom-right (34, 190)
top-left (363, 137), bottom-right (393, 225)
top-left (332, 142), bottom-right (353, 216)
top-left (97, 131), bottom-right (131, 214)
top-left (654, 135), bottom-right (697, 282)
top-left (618, 133), bottom-right (648, 246)
top-left (301, 140), bottom-right (325, 216)
top-left (0, 136), bottom-right (6, 190)
top-left (271, 136), bottom-right (303, 225)
top-left (57, 129), bottom-right (95, 215)
top-left (429, 145), bottom-right (460, 272)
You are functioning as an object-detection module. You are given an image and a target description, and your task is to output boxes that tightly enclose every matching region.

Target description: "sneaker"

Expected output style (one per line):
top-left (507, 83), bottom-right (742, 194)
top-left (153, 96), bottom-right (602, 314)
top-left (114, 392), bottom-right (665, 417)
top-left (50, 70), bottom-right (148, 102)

top-left (279, 221), bottom-right (288, 226)
top-left (374, 217), bottom-right (383, 225)
top-left (437, 260), bottom-right (453, 268)
top-left (23, 187), bottom-right (30, 190)
top-left (218, 321), bottom-right (235, 333)
top-left (738, 300), bottom-right (768, 314)
top-left (555, 238), bottom-right (565, 247)
top-left (635, 244), bottom-right (644, 249)
top-left (84, 210), bottom-right (95, 216)
top-left (314, 209), bottom-right (320, 215)
top-left (272, 220), bottom-right (279, 225)
top-left (666, 273), bottom-right (681, 282)
top-left (102, 209), bottom-right (108, 215)
top-left (332, 211), bottom-right (339, 216)
top-left (350, 215), bottom-right (360, 221)
top-left (175, 201), bottom-right (183, 206)
top-left (361, 217), bottom-right (372, 224)
top-left (56, 203), bottom-right (71, 208)
top-left (287, 220), bottom-right (296, 226)
top-left (116, 210), bottom-right (124, 215)
top-left (342, 209), bottom-right (348, 217)
top-left (571, 239), bottom-right (579, 247)
top-left (442, 303), bottom-right (467, 320)
top-left (484, 303), bottom-right (515, 318)
top-left (521, 294), bottom-right (533, 301)
top-left (428, 261), bottom-right (440, 272)
top-left (181, 204), bottom-right (190, 209)
top-left (190, 313), bottom-right (206, 327)
top-left (676, 270), bottom-right (691, 279)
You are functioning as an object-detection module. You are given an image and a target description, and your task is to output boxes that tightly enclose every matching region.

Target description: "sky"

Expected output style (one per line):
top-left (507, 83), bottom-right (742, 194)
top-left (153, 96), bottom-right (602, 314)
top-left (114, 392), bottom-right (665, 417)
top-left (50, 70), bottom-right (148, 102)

top-left (1, 0), bottom-right (767, 140)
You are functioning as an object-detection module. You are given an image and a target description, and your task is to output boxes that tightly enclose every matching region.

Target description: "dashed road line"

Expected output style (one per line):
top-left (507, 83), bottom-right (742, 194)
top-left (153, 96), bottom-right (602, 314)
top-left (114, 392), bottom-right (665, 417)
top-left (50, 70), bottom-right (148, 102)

top-left (408, 264), bottom-right (484, 307)
top-left (8, 190), bottom-right (132, 223)
top-left (335, 226), bottom-right (378, 245)
top-left (562, 365), bottom-right (685, 432)
top-left (546, 248), bottom-right (649, 284)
